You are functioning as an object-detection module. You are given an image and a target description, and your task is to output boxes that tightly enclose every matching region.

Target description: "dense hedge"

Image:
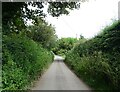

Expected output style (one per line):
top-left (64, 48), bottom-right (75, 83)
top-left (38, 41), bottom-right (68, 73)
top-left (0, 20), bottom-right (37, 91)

top-left (2, 34), bottom-right (54, 90)
top-left (65, 21), bottom-right (120, 90)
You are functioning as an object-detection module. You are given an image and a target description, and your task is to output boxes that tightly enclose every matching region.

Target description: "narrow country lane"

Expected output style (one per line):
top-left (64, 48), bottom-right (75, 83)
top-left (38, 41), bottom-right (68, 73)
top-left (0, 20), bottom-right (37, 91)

top-left (31, 55), bottom-right (91, 90)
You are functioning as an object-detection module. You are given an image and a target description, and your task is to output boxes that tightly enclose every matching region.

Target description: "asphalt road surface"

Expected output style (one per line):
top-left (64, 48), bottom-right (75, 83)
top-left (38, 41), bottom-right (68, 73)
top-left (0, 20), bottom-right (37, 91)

top-left (32, 55), bottom-right (91, 90)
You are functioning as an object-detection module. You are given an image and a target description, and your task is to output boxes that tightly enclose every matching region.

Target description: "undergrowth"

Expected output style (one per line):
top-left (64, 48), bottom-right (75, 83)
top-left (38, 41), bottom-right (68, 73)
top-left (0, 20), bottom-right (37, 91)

top-left (65, 21), bottom-right (120, 91)
top-left (2, 34), bottom-right (54, 90)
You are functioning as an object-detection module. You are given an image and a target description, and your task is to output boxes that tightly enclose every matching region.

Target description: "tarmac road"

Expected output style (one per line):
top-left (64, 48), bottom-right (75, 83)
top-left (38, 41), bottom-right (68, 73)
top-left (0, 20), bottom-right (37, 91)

top-left (32, 55), bottom-right (91, 90)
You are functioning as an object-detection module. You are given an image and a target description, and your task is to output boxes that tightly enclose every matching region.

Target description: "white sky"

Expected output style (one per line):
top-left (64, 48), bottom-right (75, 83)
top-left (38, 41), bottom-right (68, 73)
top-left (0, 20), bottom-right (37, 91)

top-left (44, 0), bottom-right (119, 39)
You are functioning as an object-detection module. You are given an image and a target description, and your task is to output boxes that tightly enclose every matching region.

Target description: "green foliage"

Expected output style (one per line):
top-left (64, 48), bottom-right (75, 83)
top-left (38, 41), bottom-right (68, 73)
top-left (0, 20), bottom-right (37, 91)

top-left (52, 37), bottom-right (78, 56)
top-left (26, 18), bottom-right (57, 50)
top-left (2, 60), bottom-right (28, 90)
top-left (65, 21), bottom-right (120, 90)
top-left (2, 1), bottom-right (83, 90)
top-left (48, 2), bottom-right (80, 17)
top-left (2, 2), bottom-right (44, 35)
top-left (2, 2), bottom-right (81, 35)
top-left (2, 34), bottom-right (54, 90)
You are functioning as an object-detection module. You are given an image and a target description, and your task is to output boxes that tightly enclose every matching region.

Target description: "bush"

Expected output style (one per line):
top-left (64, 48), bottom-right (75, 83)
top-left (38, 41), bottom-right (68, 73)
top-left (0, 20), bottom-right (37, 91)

top-left (2, 34), bottom-right (54, 90)
top-left (65, 21), bottom-right (120, 90)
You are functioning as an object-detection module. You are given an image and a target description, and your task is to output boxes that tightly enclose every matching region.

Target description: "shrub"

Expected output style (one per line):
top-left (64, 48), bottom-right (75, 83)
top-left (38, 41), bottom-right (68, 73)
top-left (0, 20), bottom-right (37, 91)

top-left (2, 34), bottom-right (54, 90)
top-left (65, 21), bottom-right (120, 90)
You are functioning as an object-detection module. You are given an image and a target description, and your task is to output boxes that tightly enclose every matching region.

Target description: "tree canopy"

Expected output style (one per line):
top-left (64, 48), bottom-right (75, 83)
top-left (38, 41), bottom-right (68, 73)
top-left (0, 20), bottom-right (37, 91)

top-left (26, 18), bottom-right (57, 50)
top-left (2, 2), bottom-right (81, 35)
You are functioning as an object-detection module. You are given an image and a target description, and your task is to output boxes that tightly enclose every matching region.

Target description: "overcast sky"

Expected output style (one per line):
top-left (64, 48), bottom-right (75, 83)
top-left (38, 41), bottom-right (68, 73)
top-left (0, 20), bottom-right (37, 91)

top-left (44, 0), bottom-right (119, 39)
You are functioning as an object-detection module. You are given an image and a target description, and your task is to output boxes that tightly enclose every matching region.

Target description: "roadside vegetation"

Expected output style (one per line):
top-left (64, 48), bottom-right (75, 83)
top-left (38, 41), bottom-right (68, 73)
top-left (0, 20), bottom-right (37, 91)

top-left (52, 37), bottom-right (78, 56)
top-left (2, 34), bottom-right (54, 90)
top-left (2, 17), bottom-right (56, 90)
top-left (2, 1), bottom-right (119, 91)
top-left (52, 36), bottom-right (86, 57)
top-left (2, 16), bottom-right (57, 90)
top-left (2, 2), bottom-right (81, 90)
top-left (65, 21), bottom-right (120, 90)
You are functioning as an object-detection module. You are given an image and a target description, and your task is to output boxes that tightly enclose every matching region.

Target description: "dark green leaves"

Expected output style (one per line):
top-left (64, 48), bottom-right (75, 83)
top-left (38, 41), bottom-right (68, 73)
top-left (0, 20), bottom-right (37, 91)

top-left (48, 2), bottom-right (80, 17)
top-left (2, 34), bottom-right (54, 90)
top-left (26, 18), bottom-right (57, 50)
top-left (65, 21), bottom-right (120, 90)
top-left (2, 2), bottom-right (81, 35)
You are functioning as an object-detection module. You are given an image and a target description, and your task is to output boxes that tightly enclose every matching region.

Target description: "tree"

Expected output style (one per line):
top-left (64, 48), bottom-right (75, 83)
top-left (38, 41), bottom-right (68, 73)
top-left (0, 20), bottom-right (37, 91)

top-left (26, 18), bottom-right (57, 50)
top-left (48, 2), bottom-right (80, 17)
top-left (52, 37), bottom-right (78, 55)
top-left (2, 2), bottom-right (81, 35)
top-left (2, 2), bottom-right (44, 35)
